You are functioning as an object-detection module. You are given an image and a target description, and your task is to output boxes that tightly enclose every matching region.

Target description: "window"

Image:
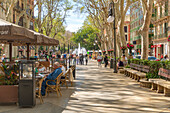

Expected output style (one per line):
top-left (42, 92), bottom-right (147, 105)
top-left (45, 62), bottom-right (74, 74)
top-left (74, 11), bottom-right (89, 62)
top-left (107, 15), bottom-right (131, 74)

top-left (160, 6), bottom-right (162, 18)
top-left (30, 21), bottom-right (34, 30)
top-left (124, 26), bottom-right (127, 33)
top-left (13, 11), bottom-right (15, 23)
top-left (125, 35), bottom-right (127, 41)
top-left (165, 1), bottom-right (168, 16)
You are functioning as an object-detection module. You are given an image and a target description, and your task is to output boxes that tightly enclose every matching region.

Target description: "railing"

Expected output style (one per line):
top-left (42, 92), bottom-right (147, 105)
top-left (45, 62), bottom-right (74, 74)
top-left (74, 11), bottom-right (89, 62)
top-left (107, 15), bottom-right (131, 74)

top-left (153, 33), bottom-right (168, 40)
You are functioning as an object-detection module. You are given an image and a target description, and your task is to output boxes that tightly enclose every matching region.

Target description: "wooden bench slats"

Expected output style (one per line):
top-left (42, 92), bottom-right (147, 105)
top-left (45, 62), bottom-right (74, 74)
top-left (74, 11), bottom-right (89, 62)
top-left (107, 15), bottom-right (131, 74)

top-left (158, 68), bottom-right (170, 79)
top-left (126, 63), bottom-right (150, 82)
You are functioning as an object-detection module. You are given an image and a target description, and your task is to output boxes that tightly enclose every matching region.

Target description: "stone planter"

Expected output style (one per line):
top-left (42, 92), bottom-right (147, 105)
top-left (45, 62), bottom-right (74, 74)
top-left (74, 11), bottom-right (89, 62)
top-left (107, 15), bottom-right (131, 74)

top-left (0, 85), bottom-right (18, 103)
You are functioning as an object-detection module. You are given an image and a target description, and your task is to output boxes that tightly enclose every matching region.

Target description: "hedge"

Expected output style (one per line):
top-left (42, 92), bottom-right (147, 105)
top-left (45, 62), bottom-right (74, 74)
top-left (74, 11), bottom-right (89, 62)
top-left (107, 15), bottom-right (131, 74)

top-left (128, 59), bottom-right (170, 79)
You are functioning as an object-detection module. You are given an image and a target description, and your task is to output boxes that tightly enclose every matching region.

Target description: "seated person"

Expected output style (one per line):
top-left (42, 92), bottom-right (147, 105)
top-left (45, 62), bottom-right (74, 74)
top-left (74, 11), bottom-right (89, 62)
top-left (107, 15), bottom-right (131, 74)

top-left (35, 62), bottom-right (46, 74)
top-left (35, 62), bottom-right (39, 75)
top-left (60, 64), bottom-right (66, 75)
top-left (117, 58), bottom-right (124, 70)
top-left (41, 62), bottom-right (62, 96)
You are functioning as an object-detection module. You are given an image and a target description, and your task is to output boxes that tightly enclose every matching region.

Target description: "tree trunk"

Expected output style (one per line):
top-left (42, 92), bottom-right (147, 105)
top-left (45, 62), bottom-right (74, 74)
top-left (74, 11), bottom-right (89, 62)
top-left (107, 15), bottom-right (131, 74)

top-left (141, 31), bottom-right (149, 60)
top-left (38, 0), bottom-right (42, 33)
top-left (140, 0), bottom-right (154, 59)
top-left (120, 18), bottom-right (128, 57)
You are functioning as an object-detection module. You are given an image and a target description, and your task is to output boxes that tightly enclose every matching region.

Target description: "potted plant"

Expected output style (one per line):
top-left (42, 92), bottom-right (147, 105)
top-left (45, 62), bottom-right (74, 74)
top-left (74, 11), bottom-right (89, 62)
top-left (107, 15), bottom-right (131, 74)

top-left (120, 46), bottom-right (127, 55)
top-left (0, 62), bottom-right (19, 103)
top-left (127, 43), bottom-right (134, 55)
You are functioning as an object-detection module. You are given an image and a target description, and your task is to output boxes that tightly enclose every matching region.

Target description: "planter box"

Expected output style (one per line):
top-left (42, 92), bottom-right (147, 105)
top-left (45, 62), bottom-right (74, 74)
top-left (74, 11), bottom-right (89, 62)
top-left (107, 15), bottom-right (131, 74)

top-left (0, 85), bottom-right (18, 103)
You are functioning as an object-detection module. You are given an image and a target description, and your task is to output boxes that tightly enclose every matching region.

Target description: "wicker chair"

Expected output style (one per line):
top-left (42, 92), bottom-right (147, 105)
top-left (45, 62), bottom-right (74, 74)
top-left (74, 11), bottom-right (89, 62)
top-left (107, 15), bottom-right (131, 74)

top-left (45, 72), bottom-right (63, 97)
top-left (36, 76), bottom-right (46, 104)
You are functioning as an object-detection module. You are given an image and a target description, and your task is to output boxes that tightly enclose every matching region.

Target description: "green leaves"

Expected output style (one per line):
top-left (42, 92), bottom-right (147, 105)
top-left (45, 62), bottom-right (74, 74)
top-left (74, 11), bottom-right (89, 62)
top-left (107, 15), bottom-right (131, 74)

top-left (130, 59), bottom-right (170, 79)
top-left (72, 26), bottom-right (99, 50)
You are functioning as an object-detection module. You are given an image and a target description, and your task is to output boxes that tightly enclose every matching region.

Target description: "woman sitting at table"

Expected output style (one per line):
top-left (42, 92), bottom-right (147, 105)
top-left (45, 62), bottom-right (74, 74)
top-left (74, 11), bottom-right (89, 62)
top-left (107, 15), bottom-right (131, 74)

top-left (35, 62), bottom-right (46, 75)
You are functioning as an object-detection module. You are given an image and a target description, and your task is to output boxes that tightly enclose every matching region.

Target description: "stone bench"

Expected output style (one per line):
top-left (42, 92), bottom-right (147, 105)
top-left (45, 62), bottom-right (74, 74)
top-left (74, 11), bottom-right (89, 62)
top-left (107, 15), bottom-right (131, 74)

top-left (149, 68), bottom-right (170, 96)
top-left (124, 63), bottom-right (149, 82)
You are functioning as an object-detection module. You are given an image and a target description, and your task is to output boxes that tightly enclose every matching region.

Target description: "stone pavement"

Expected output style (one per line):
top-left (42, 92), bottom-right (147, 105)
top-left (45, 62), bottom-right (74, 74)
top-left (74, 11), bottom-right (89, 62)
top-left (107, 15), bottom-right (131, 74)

top-left (0, 60), bottom-right (170, 113)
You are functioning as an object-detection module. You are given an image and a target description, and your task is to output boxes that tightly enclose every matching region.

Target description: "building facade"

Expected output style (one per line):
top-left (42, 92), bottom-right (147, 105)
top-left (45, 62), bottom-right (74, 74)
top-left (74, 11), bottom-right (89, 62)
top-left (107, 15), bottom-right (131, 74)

top-left (130, 1), bottom-right (143, 55)
top-left (124, 15), bottom-right (130, 43)
top-left (152, 0), bottom-right (170, 59)
top-left (130, 1), bottom-right (154, 56)
top-left (0, 0), bottom-right (35, 58)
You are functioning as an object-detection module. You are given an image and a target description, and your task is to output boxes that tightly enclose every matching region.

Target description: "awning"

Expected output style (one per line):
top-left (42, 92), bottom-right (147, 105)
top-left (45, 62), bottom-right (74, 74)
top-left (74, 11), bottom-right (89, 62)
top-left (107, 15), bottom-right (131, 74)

top-left (0, 18), bottom-right (34, 43)
top-left (0, 19), bottom-right (59, 46)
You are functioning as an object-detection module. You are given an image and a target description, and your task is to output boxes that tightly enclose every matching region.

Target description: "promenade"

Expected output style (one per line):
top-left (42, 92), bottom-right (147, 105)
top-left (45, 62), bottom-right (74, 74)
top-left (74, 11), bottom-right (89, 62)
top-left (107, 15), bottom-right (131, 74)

top-left (0, 60), bottom-right (170, 113)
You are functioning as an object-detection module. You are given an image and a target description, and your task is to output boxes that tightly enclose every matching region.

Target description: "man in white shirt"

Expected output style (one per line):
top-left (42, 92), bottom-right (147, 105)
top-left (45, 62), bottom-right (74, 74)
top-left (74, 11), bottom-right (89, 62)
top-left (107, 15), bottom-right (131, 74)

top-left (60, 65), bottom-right (66, 75)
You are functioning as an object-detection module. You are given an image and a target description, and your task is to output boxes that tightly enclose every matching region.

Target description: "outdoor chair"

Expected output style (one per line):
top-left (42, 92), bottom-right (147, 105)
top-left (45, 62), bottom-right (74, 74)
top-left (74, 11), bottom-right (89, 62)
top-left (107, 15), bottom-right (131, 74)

top-left (61, 69), bottom-right (70, 89)
top-left (36, 76), bottom-right (46, 104)
top-left (45, 72), bottom-right (63, 97)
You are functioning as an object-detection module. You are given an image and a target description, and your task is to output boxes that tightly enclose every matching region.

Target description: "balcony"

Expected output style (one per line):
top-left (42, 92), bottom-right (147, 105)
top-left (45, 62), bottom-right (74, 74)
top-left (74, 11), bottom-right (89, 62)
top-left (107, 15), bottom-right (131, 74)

top-left (153, 33), bottom-right (168, 40)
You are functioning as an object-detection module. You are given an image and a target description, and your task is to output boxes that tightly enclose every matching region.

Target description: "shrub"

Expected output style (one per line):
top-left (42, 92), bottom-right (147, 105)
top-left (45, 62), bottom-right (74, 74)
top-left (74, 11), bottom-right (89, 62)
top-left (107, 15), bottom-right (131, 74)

top-left (130, 59), bottom-right (170, 79)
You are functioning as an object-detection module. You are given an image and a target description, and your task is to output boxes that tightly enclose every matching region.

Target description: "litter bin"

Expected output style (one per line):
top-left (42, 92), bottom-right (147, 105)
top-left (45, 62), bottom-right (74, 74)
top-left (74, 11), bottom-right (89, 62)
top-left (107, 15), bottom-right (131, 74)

top-left (19, 60), bottom-right (36, 107)
top-left (110, 58), bottom-right (114, 68)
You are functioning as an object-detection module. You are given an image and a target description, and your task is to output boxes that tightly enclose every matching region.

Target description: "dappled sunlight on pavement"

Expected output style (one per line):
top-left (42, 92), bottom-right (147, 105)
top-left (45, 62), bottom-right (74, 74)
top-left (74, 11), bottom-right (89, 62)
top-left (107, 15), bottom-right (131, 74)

top-left (63, 60), bottom-right (170, 113)
top-left (0, 60), bottom-right (170, 113)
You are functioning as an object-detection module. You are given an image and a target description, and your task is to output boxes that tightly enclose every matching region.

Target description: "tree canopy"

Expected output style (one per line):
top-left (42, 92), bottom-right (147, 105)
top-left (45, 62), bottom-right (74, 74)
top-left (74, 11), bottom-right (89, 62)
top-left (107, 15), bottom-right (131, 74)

top-left (72, 26), bottom-right (99, 50)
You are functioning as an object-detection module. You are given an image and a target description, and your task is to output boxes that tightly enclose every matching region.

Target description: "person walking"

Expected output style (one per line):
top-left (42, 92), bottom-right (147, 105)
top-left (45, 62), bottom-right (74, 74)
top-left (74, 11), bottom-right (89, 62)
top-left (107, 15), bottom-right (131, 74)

top-left (97, 54), bottom-right (103, 67)
top-left (76, 55), bottom-right (79, 65)
top-left (81, 54), bottom-right (84, 65)
top-left (79, 54), bottom-right (82, 65)
top-left (85, 54), bottom-right (88, 65)
top-left (104, 54), bottom-right (108, 68)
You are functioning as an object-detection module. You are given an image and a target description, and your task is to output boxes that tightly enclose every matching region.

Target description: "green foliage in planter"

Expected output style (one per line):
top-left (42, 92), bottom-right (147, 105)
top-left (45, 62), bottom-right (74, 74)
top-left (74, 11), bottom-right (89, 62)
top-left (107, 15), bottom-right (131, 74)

top-left (131, 59), bottom-right (141, 64)
top-left (140, 60), bottom-right (150, 66)
top-left (125, 65), bottom-right (130, 68)
top-left (160, 61), bottom-right (170, 69)
top-left (0, 62), bottom-right (19, 85)
top-left (130, 59), bottom-right (170, 79)
top-left (146, 61), bottom-right (162, 79)
top-left (128, 59), bottom-right (131, 65)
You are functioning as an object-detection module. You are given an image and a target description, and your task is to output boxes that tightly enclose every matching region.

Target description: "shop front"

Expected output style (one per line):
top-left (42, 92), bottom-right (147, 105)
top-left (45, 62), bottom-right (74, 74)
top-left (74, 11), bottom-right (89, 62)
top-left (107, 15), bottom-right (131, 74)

top-left (152, 40), bottom-right (169, 59)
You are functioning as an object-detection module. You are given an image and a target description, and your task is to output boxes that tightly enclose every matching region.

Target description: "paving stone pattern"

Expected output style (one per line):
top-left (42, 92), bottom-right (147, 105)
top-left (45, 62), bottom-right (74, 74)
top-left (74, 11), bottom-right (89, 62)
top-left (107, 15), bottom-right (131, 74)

top-left (0, 60), bottom-right (170, 113)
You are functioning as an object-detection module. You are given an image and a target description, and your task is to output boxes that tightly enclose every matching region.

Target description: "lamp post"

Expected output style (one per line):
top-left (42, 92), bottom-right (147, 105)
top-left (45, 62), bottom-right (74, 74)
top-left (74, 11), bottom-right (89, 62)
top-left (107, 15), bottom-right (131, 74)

top-left (64, 44), bottom-right (65, 53)
top-left (107, 2), bottom-right (117, 73)
top-left (68, 44), bottom-right (70, 67)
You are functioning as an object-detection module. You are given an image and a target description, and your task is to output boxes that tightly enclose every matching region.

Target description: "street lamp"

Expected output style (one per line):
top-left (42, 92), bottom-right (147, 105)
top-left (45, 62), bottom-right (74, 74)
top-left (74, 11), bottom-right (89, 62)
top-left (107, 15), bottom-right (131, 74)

top-left (107, 2), bottom-right (117, 73)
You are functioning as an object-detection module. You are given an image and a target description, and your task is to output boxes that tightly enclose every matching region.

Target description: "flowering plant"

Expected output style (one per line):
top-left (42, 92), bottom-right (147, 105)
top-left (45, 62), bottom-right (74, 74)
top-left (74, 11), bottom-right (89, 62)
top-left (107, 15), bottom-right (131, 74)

top-left (0, 62), bottom-right (19, 85)
top-left (149, 43), bottom-right (154, 48)
top-left (0, 48), bottom-right (3, 51)
top-left (168, 35), bottom-right (170, 42)
top-left (19, 49), bottom-right (23, 52)
top-left (120, 46), bottom-right (127, 50)
top-left (127, 43), bottom-right (134, 49)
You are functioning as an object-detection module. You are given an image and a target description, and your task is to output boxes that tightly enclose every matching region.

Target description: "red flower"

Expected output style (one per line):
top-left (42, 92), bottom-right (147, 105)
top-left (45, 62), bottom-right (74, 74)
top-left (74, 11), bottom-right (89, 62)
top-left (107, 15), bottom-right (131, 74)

top-left (127, 43), bottom-right (134, 49)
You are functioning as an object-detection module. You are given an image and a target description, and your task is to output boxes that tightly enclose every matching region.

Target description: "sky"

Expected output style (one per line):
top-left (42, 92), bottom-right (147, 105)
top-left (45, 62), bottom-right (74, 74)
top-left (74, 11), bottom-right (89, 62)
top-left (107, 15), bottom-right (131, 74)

top-left (65, 0), bottom-right (88, 33)
top-left (65, 9), bottom-right (87, 33)
top-left (34, 1), bottom-right (87, 33)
